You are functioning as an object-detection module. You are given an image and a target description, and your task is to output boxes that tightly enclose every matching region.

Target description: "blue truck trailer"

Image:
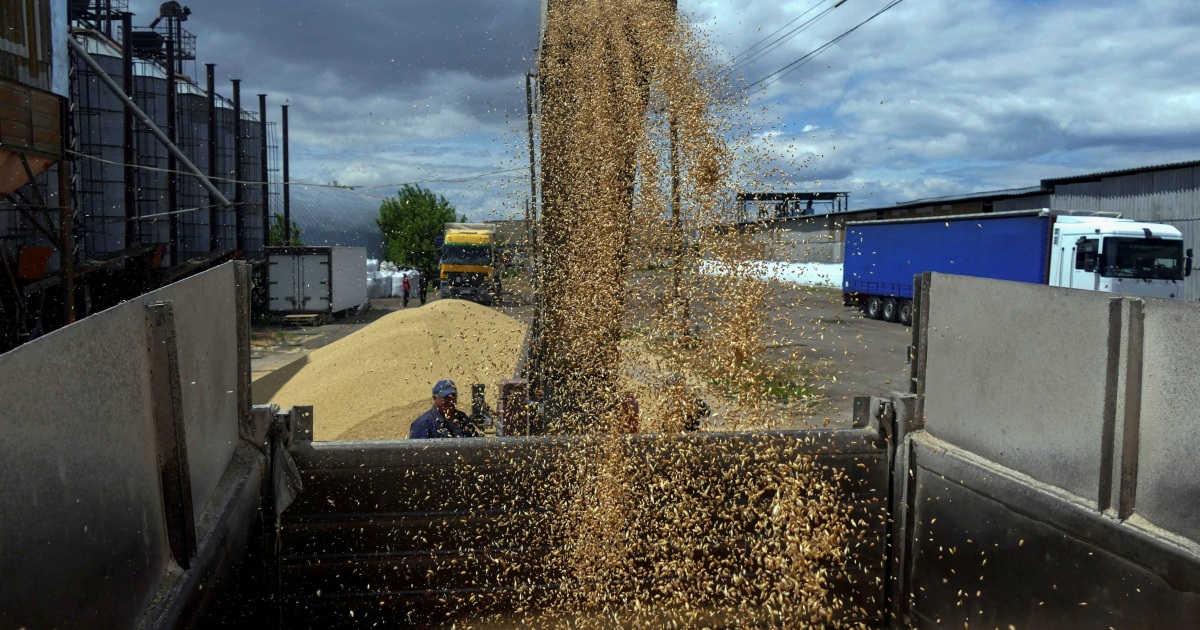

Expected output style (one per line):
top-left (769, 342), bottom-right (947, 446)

top-left (843, 209), bottom-right (1190, 325)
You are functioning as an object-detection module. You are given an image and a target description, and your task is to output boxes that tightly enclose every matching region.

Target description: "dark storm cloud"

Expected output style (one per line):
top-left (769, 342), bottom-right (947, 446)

top-left (128, 0), bottom-right (540, 113)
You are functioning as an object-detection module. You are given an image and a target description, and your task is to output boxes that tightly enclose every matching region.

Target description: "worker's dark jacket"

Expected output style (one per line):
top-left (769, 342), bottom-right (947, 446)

top-left (409, 406), bottom-right (479, 439)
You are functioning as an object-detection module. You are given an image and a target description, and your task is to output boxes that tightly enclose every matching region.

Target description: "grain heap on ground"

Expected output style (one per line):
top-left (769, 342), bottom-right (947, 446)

top-left (265, 300), bottom-right (526, 441)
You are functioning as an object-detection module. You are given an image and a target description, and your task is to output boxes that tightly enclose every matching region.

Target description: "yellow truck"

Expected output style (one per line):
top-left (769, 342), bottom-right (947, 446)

top-left (439, 223), bottom-right (501, 305)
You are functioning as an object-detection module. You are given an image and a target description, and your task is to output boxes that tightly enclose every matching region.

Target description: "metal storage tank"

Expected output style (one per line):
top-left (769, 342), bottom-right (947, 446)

top-left (212, 96), bottom-right (237, 251)
top-left (175, 78), bottom-right (210, 260)
top-left (72, 33), bottom-right (126, 258)
top-left (132, 60), bottom-right (170, 254)
top-left (240, 109), bottom-right (265, 259)
top-left (288, 185), bottom-right (386, 260)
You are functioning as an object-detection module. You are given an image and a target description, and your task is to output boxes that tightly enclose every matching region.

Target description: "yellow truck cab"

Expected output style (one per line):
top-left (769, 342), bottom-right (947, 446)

top-left (439, 223), bottom-right (500, 305)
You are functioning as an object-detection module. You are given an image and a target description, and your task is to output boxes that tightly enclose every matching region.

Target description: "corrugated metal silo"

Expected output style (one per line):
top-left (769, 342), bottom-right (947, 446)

top-left (240, 109), bottom-right (265, 258)
top-left (132, 60), bottom-right (169, 252)
top-left (212, 96), bottom-right (237, 250)
top-left (72, 34), bottom-right (126, 258)
top-left (175, 78), bottom-right (210, 260)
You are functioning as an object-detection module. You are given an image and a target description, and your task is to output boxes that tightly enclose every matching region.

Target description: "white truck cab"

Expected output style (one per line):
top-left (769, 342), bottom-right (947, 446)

top-left (1049, 215), bottom-right (1192, 299)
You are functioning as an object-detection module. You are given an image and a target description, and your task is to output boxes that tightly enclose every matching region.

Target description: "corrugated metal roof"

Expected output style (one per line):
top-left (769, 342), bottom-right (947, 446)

top-left (843, 186), bottom-right (1047, 217)
top-left (893, 186), bottom-right (1047, 208)
top-left (287, 185), bottom-right (386, 259)
top-left (1041, 159), bottom-right (1200, 186)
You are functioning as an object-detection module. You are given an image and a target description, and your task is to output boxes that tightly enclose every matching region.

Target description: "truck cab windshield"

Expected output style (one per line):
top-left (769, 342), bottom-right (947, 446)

top-left (443, 244), bottom-right (491, 266)
top-left (1102, 238), bottom-right (1185, 280)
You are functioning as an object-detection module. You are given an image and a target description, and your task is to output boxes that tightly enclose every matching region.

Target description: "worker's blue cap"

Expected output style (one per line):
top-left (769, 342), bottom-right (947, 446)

top-left (432, 380), bottom-right (458, 398)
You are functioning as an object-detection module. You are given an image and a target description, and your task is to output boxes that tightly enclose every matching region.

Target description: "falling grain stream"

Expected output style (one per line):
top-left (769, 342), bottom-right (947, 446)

top-left (484, 0), bottom-right (873, 626)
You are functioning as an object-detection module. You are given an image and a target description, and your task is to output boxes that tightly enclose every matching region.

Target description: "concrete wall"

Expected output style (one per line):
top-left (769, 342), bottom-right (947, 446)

top-left (1136, 299), bottom-right (1200, 542)
top-left (916, 273), bottom-right (1200, 536)
top-left (0, 263), bottom-right (248, 628)
top-left (902, 272), bottom-right (1200, 627)
top-left (744, 216), bottom-right (844, 263)
top-left (917, 274), bottom-right (1112, 502)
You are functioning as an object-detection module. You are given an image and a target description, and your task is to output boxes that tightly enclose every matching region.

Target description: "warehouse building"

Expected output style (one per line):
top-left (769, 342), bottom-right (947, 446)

top-left (285, 185), bottom-right (386, 260)
top-left (755, 160), bottom-right (1200, 301)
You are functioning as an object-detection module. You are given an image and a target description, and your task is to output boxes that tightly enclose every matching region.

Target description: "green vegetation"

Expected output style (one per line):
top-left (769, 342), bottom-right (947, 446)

top-left (377, 184), bottom-right (464, 272)
top-left (707, 361), bottom-right (816, 404)
top-left (268, 213), bottom-right (303, 246)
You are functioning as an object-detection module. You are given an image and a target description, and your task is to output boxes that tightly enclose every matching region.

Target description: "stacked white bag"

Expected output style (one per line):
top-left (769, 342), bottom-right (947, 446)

top-left (363, 260), bottom-right (424, 300)
top-left (365, 259), bottom-right (391, 298)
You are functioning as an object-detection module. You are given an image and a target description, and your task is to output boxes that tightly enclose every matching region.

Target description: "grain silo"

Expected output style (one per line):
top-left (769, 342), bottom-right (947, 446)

top-left (132, 59), bottom-right (170, 253)
top-left (175, 77), bottom-right (211, 260)
top-left (72, 33), bottom-right (127, 258)
top-left (240, 107), bottom-right (266, 258)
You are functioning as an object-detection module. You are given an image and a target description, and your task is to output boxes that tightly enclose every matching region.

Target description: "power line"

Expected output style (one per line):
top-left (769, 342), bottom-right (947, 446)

top-left (729, 0), bottom-right (832, 63)
top-left (742, 0), bottom-right (906, 94)
top-left (63, 148), bottom-right (523, 191)
top-left (729, 0), bottom-right (844, 75)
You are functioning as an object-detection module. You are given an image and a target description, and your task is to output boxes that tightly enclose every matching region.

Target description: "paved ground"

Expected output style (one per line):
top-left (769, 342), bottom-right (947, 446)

top-left (252, 281), bottom-right (911, 428)
top-left (768, 285), bottom-right (913, 426)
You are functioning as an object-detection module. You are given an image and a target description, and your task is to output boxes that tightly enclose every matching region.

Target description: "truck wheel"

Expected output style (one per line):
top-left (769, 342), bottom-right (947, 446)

top-left (864, 296), bottom-right (883, 320)
top-left (882, 298), bottom-right (898, 322)
top-left (898, 299), bottom-right (913, 326)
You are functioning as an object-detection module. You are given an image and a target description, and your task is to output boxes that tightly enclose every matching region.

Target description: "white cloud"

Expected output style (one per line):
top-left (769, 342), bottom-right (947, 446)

top-left (126, 0), bottom-right (1200, 217)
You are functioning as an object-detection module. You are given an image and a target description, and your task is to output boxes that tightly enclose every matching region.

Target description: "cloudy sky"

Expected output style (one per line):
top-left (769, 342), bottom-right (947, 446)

top-left (127, 0), bottom-right (1200, 219)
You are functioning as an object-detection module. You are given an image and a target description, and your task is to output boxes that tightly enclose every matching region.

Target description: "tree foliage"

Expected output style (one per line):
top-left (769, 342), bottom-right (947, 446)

top-left (377, 184), bottom-right (463, 272)
top-left (268, 213), bottom-right (303, 246)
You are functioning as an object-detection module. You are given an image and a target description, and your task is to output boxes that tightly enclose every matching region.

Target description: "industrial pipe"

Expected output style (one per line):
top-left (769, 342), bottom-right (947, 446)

top-left (282, 104), bottom-right (290, 245)
top-left (207, 63), bottom-right (218, 252)
top-left (121, 12), bottom-right (136, 247)
top-left (66, 35), bottom-right (232, 208)
top-left (258, 94), bottom-right (268, 255)
top-left (233, 79), bottom-right (244, 252)
top-left (167, 32), bottom-right (178, 264)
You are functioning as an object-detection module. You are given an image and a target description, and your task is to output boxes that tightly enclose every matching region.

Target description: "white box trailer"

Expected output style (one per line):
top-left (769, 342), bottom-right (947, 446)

top-left (267, 246), bottom-right (367, 318)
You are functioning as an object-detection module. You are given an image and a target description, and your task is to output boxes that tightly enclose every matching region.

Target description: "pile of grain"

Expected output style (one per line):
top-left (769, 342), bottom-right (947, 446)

top-left (265, 300), bottom-right (526, 440)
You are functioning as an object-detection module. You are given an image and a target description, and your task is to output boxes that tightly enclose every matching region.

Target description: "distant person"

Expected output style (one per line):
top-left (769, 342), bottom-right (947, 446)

top-left (664, 374), bottom-right (708, 432)
top-left (402, 273), bottom-right (411, 308)
top-left (410, 380), bottom-right (480, 439)
top-left (418, 269), bottom-right (428, 305)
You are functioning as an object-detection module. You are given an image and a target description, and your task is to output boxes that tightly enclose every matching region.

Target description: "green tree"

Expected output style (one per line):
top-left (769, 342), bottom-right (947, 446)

top-left (377, 184), bottom-right (464, 272)
top-left (268, 213), bottom-right (303, 246)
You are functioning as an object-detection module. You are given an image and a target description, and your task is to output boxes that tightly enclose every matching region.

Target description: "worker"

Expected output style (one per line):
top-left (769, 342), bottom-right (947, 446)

top-left (409, 380), bottom-right (480, 439)
top-left (402, 272), bottom-right (411, 308)
top-left (664, 373), bottom-right (708, 432)
top-left (418, 268), bottom-right (428, 305)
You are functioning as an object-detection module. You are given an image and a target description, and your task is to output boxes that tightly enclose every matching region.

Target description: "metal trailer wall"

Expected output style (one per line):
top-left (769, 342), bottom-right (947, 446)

top-left (175, 80), bottom-right (210, 260)
top-left (133, 62), bottom-right (169, 251)
top-left (265, 246), bottom-right (367, 315)
top-left (899, 273), bottom-right (1200, 628)
top-left (328, 245), bottom-right (367, 312)
top-left (0, 262), bottom-right (263, 629)
top-left (72, 35), bottom-right (127, 257)
top-left (276, 428), bottom-right (890, 627)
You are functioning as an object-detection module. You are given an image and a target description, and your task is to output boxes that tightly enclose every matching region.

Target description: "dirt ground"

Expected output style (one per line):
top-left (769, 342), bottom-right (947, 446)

top-left (251, 278), bottom-right (911, 430)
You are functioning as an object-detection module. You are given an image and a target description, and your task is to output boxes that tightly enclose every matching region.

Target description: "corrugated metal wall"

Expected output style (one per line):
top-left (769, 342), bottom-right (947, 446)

top-left (288, 185), bottom-right (385, 260)
top-left (1006, 166), bottom-right (1200, 301)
